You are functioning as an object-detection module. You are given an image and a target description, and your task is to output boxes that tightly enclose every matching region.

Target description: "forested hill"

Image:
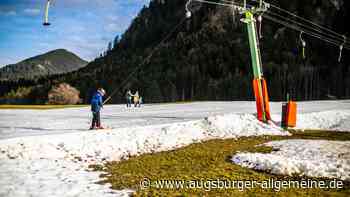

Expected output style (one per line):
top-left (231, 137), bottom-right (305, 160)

top-left (2, 0), bottom-right (350, 104)
top-left (0, 49), bottom-right (88, 81)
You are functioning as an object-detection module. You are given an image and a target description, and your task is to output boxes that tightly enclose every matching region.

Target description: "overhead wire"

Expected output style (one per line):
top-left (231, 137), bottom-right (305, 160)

top-left (183, 0), bottom-right (350, 53)
top-left (105, 0), bottom-right (348, 103)
top-left (193, 0), bottom-right (241, 7)
top-left (266, 10), bottom-right (346, 44)
top-left (104, 0), bottom-right (246, 104)
top-left (264, 12), bottom-right (350, 48)
top-left (220, 0), bottom-right (348, 47)
top-left (269, 2), bottom-right (344, 38)
top-left (263, 14), bottom-right (350, 50)
top-left (250, 0), bottom-right (345, 39)
top-left (218, 0), bottom-right (349, 48)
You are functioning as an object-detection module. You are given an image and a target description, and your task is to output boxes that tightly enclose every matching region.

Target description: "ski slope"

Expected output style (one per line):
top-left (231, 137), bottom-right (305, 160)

top-left (0, 100), bottom-right (349, 197)
top-left (1, 100), bottom-right (350, 139)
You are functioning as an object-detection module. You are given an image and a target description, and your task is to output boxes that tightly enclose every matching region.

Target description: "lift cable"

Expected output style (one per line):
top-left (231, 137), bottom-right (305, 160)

top-left (105, 0), bottom-right (348, 103)
top-left (265, 10), bottom-right (348, 44)
top-left (219, 0), bottom-right (348, 46)
top-left (218, 0), bottom-right (350, 48)
top-left (263, 14), bottom-right (350, 50)
top-left (249, 0), bottom-right (345, 39)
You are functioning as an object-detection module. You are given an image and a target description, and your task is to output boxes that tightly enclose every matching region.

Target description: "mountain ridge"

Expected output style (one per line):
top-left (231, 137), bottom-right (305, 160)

top-left (0, 49), bottom-right (88, 81)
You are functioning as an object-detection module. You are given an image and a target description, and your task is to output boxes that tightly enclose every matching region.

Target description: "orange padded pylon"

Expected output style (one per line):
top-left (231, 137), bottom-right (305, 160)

top-left (252, 79), bottom-right (263, 121)
top-left (261, 79), bottom-right (271, 121)
top-left (286, 101), bottom-right (297, 127)
top-left (252, 78), bottom-right (271, 122)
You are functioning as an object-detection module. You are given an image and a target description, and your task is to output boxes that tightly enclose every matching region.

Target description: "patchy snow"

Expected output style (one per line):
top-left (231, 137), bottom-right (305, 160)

top-left (232, 140), bottom-right (350, 181)
top-left (0, 100), bottom-right (349, 196)
top-left (0, 114), bottom-right (286, 162)
top-left (295, 110), bottom-right (350, 131)
top-left (0, 108), bottom-right (286, 197)
top-left (0, 159), bottom-right (133, 197)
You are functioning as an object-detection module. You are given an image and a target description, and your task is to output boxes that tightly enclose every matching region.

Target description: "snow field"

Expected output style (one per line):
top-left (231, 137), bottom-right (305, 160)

top-left (296, 110), bottom-right (350, 131)
top-left (0, 101), bottom-right (349, 196)
top-left (0, 113), bottom-right (286, 197)
top-left (232, 140), bottom-right (350, 181)
top-left (1, 100), bottom-right (350, 140)
top-left (0, 113), bottom-right (287, 163)
top-left (232, 108), bottom-right (350, 181)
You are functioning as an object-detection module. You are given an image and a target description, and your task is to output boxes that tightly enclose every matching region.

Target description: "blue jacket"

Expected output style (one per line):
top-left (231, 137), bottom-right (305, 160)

top-left (91, 92), bottom-right (103, 112)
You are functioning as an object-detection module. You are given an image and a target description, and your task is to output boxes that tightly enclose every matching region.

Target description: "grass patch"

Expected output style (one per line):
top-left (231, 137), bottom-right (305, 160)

top-left (0, 104), bottom-right (88, 110)
top-left (289, 129), bottom-right (350, 141)
top-left (93, 131), bottom-right (350, 196)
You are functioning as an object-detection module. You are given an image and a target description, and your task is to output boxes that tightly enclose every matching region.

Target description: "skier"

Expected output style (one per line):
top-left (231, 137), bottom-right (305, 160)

top-left (133, 90), bottom-right (140, 107)
top-left (90, 88), bottom-right (106, 130)
top-left (125, 90), bottom-right (133, 108)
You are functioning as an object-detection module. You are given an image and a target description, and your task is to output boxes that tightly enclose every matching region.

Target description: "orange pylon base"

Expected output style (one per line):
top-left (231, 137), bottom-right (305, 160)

top-left (286, 101), bottom-right (297, 127)
top-left (252, 78), bottom-right (271, 122)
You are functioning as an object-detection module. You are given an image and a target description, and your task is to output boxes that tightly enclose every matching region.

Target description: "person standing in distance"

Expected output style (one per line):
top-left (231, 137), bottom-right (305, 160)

top-left (126, 90), bottom-right (133, 108)
top-left (90, 88), bottom-right (106, 130)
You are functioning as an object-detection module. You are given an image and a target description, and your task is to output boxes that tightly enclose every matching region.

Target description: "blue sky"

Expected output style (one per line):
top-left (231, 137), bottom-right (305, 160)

top-left (0, 0), bottom-right (150, 67)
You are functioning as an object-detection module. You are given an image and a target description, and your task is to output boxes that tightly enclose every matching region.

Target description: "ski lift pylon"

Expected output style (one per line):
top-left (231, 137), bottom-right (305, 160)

top-left (43, 0), bottom-right (51, 26)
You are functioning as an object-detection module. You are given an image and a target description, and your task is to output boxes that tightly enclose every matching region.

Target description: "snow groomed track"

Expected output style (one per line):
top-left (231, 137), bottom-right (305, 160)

top-left (0, 101), bottom-right (349, 196)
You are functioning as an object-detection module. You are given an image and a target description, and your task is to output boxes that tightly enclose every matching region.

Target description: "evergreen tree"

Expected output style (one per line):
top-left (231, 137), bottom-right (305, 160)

top-left (113, 35), bottom-right (119, 49)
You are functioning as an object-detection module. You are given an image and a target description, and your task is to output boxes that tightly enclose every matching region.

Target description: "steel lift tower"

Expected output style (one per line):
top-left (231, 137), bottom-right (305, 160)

top-left (187, 0), bottom-right (271, 122)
